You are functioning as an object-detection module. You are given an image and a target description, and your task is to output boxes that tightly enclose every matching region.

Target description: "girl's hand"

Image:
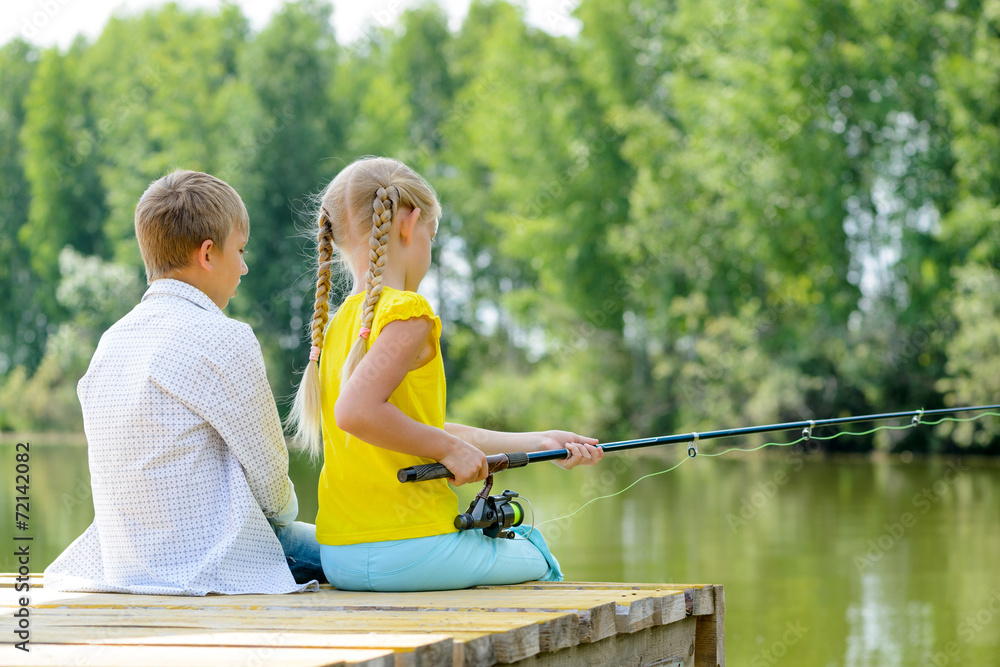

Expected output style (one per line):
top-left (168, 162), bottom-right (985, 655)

top-left (537, 430), bottom-right (604, 470)
top-left (440, 437), bottom-right (489, 486)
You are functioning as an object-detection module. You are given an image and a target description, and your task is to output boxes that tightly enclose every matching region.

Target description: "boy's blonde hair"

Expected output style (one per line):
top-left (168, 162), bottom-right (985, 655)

top-left (288, 157), bottom-right (441, 458)
top-left (135, 170), bottom-right (250, 283)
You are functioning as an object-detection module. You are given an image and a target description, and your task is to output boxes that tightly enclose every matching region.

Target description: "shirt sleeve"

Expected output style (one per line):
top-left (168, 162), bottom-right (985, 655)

top-left (373, 291), bottom-right (442, 340)
top-left (271, 483), bottom-right (298, 528)
top-left (208, 333), bottom-right (296, 524)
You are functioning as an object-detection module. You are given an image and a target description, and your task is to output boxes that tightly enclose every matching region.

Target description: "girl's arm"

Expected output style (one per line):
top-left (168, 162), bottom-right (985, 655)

top-left (335, 317), bottom-right (489, 485)
top-left (444, 423), bottom-right (604, 469)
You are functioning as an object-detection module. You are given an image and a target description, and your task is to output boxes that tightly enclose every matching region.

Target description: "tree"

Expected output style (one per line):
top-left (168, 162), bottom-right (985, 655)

top-left (19, 44), bottom-right (107, 284)
top-left (0, 39), bottom-right (43, 373)
top-left (231, 0), bottom-right (342, 395)
top-left (933, 2), bottom-right (1000, 451)
top-left (78, 2), bottom-right (253, 269)
top-left (439, 1), bottom-right (632, 436)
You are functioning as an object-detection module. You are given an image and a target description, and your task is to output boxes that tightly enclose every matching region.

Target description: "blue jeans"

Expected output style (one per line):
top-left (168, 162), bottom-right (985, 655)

top-left (319, 526), bottom-right (563, 592)
top-left (271, 520), bottom-right (326, 584)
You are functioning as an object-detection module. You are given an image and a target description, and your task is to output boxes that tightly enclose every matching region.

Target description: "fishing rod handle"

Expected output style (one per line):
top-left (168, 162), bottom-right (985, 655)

top-left (398, 452), bottom-right (530, 483)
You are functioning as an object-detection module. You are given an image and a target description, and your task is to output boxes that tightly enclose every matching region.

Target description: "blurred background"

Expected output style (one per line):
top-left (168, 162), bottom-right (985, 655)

top-left (1, 0), bottom-right (999, 665)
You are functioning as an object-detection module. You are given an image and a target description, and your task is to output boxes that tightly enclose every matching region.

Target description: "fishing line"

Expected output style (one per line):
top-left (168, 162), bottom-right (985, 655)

top-left (533, 410), bottom-right (1000, 529)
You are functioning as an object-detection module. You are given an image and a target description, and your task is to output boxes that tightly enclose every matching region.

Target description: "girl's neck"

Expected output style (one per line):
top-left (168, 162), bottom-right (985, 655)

top-left (348, 236), bottom-right (423, 294)
top-left (350, 268), bottom-right (410, 295)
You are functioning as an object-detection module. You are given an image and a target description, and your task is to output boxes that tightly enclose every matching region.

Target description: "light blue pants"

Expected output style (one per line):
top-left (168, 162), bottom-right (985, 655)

top-left (319, 526), bottom-right (563, 592)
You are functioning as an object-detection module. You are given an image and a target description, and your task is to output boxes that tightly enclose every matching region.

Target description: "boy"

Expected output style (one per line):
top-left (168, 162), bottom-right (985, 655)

top-left (44, 170), bottom-right (321, 595)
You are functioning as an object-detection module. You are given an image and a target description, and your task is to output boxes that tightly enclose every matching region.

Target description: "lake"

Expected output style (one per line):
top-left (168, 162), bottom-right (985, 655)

top-left (3, 439), bottom-right (998, 666)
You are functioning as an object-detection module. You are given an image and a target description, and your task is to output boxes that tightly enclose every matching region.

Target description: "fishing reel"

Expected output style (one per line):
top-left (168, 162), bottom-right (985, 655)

top-left (455, 474), bottom-right (525, 539)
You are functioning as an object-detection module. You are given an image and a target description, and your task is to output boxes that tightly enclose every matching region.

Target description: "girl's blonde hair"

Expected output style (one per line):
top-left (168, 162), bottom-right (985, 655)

top-left (287, 157), bottom-right (441, 458)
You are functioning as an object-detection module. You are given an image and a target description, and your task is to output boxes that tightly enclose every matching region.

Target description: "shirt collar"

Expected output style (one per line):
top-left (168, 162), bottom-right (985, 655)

top-left (142, 279), bottom-right (224, 315)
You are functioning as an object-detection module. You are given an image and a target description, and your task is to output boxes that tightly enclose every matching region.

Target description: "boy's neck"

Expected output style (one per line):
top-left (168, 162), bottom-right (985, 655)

top-left (165, 268), bottom-right (225, 310)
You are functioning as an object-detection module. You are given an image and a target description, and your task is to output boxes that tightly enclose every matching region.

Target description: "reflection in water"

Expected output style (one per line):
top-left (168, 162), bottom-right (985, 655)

top-left (845, 573), bottom-right (934, 667)
top-left (4, 441), bottom-right (998, 666)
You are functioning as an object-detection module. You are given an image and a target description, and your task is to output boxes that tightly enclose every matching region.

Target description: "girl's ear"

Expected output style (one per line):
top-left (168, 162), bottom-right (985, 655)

top-left (397, 207), bottom-right (421, 246)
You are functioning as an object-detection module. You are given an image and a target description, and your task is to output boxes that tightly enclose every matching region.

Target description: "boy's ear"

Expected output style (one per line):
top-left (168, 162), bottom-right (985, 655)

top-left (397, 207), bottom-right (421, 245)
top-left (192, 239), bottom-right (215, 271)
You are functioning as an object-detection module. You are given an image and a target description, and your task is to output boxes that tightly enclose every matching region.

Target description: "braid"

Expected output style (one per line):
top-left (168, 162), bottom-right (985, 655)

top-left (341, 185), bottom-right (399, 387)
top-left (360, 186), bottom-right (396, 331)
top-left (312, 215), bottom-right (335, 349)
top-left (286, 210), bottom-right (336, 459)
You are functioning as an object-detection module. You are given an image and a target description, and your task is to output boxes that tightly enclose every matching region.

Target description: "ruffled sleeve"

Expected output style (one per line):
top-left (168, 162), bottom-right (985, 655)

top-left (373, 289), bottom-right (442, 341)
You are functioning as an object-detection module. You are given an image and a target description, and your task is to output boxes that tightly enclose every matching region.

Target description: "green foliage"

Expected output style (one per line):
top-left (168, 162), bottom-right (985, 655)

top-left (226, 0), bottom-right (343, 393)
top-left (55, 246), bottom-right (144, 333)
top-left (0, 39), bottom-right (45, 373)
top-left (937, 265), bottom-right (1000, 451)
top-left (449, 350), bottom-right (622, 438)
top-left (77, 2), bottom-right (254, 267)
top-left (19, 46), bottom-right (108, 280)
top-left (0, 248), bottom-right (141, 432)
top-left (1, 0), bottom-right (998, 452)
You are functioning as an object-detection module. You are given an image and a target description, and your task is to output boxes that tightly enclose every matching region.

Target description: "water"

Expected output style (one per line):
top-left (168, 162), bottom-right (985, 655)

top-left (4, 440), bottom-right (998, 665)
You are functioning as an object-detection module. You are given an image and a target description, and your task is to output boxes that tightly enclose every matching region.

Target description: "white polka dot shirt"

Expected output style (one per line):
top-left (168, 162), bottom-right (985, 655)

top-left (44, 279), bottom-right (315, 595)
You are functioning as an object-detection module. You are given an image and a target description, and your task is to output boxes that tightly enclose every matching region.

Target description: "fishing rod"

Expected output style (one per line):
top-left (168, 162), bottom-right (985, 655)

top-left (399, 403), bottom-right (1000, 483)
top-left (397, 404), bottom-right (1000, 537)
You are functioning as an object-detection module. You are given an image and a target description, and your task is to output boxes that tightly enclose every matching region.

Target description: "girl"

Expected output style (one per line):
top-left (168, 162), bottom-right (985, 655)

top-left (289, 157), bottom-right (603, 592)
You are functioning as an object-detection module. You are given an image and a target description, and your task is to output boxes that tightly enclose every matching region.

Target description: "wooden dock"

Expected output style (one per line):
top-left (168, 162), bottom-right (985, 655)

top-left (2, 574), bottom-right (723, 666)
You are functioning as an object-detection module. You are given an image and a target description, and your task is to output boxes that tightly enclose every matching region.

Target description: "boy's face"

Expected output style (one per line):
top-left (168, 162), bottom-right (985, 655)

top-left (206, 227), bottom-right (248, 310)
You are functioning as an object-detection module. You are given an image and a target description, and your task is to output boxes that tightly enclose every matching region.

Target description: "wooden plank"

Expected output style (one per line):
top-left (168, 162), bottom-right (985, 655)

top-left (0, 573), bottom-right (41, 588)
top-left (32, 623), bottom-right (488, 667)
top-left (0, 576), bottom-right (712, 592)
top-left (656, 592), bottom-right (688, 625)
top-left (613, 595), bottom-right (655, 634)
top-left (32, 617), bottom-right (499, 645)
top-left (30, 606), bottom-right (579, 633)
top-left (488, 623), bottom-right (537, 664)
top-left (10, 587), bottom-right (634, 645)
top-left (32, 612), bottom-right (534, 642)
top-left (474, 582), bottom-right (713, 624)
top-left (689, 584), bottom-right (715, 616)
top-left (31, 608), bottom-right (576, 667)
top-left (454, 634), bottom-right (491, 667)
top-left (504, 584), bottom-right (692, 627)
top-left (568, 601), bottom-right (616, 643)
top-left (7, 580), bottom-right (719, 613)
top-left (463, 584), bottom-right (673, 637)
top-left (5, 581), bottom-right (707, 641)
top-left (29, 628), bottom-right (450, 650)
top-left (694, 584), bottom-right (725, 667)
top-left (534, 612), bottom-right (578, 653)
top-left (4, 644), bottom-right (395, 667)
top-left (13, 586), bottom-right (642, 610)
top-left (504, 616), bottom-right (698, 667)
top-left (25, 629), bottom-right (452, 666)
top-left (3, 575), bottom-right (723, 667)
top-left (474, 582), bottom-right (709, 592)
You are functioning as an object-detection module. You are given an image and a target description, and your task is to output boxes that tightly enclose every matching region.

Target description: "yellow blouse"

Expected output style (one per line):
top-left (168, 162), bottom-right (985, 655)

top-left (315, 287), bottom-right (459, 545)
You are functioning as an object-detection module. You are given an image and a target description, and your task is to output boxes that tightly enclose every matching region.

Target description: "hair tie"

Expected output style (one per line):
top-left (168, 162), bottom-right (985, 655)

top-left (359, 326), bottom-right (371, 340)
top-left (309, 345), bottom-right (321, 362)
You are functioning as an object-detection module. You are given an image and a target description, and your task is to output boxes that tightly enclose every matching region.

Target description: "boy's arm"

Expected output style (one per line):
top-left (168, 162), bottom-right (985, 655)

top-left (443, 423), bottom-right (604, 469)
top-left (270, 483), bottom-right (298, 527)
top-left (210, 336), bottom-right (297, 526)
